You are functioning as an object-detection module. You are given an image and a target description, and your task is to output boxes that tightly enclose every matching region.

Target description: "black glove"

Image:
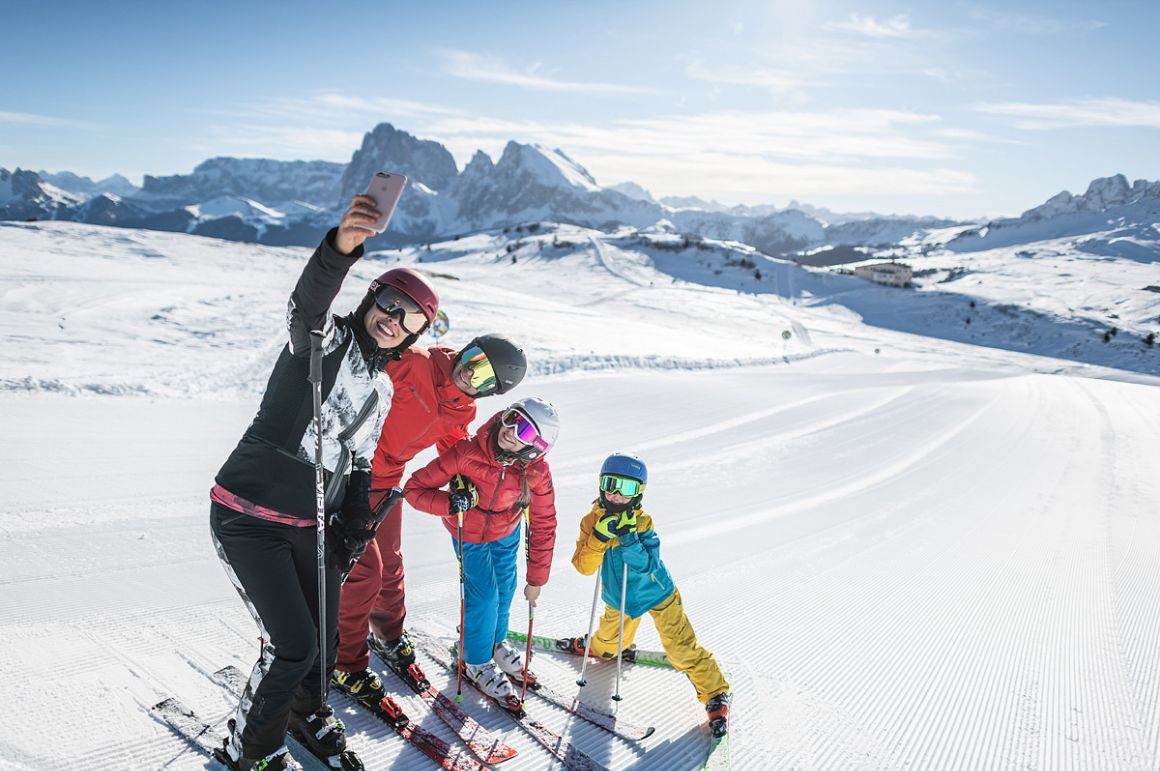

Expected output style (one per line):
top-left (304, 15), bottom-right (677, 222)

top-left (449, 491), bottom-right (472, 515)
top-left (448, 474), bottom-right (478, 515)
top-left (327, 472), bottom-right (388, 572)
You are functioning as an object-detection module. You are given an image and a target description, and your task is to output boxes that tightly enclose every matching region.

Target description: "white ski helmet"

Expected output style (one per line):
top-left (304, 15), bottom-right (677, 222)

top-left (501, 396), bottom-right (560, 460)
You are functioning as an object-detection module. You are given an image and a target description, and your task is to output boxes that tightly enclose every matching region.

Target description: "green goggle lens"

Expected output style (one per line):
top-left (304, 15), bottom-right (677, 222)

top-left (600, 475), bottom-right (644, 497)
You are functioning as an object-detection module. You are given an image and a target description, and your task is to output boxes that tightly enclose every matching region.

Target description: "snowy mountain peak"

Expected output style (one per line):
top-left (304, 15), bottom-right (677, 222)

top-left (36, 170), bottom-right (141, 199)
top-left (660, 195), bottom-right (731, 213)
top-left (1081, 173), bottom-right (1132, 209)
top-left (338, 122), bottom-right (460, 203)
top-left (143, 157), bottom-right (345, 209)
top-left (608, 181), bottom-right (658, 205)
top-left (496, 141), bottom-right (601, 193)
top-left (1022, 173), bottom-right (1160, 220)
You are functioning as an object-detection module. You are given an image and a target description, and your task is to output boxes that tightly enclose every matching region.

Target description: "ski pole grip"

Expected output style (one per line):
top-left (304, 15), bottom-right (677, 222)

top-left (308, 329), bottom-right (324, 383)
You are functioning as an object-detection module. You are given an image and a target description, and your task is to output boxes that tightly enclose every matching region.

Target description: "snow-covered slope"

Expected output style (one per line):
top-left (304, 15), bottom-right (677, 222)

top-left (1, 217), bottom-right (1159, 770)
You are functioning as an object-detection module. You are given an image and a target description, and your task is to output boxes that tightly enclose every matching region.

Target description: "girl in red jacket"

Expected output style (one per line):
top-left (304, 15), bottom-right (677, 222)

top-left (404, 397), bottom-right (560, 710)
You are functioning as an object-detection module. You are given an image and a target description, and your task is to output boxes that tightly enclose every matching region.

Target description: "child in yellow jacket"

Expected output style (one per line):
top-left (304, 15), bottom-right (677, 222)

top-left (567, 453), bottom-right (730, 735)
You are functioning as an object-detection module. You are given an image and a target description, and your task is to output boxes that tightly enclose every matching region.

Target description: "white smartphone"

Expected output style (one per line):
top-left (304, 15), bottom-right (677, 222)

top-left (364, 171), bottom-right (408, 233)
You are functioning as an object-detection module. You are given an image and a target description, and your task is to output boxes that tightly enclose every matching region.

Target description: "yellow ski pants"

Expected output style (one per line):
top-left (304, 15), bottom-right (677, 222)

top-left (589, 588), bottom-right (729, 704)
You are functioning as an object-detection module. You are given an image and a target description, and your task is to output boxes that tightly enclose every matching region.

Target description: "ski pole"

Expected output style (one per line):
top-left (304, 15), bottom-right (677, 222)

top-left (455, 508), bottom-right (466, 703)
top-left (576, 570), bottom-right (601, 688)
top-left (521, 507), bottom-right (533, 704)
top-left (308, 329), bottom-right (327, 708)
top-left (612, 559), bottom-right (628, 702)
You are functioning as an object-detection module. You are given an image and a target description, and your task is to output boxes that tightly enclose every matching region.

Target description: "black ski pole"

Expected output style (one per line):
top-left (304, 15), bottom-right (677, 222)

top-left (308, 329), bottom-right (327, 708)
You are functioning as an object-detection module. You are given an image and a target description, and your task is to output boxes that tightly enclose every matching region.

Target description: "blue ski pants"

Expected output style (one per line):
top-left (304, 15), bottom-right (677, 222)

top-left (453, 524), bottom-right (522, 665)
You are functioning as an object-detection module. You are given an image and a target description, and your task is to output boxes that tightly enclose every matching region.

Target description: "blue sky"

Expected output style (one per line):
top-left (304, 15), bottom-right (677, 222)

top-left (2, 0), bottom-right (1157, 218)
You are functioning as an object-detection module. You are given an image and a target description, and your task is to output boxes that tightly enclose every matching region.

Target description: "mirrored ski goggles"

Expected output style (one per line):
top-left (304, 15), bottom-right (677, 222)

top-left (373, 286), bottom-right (427, 335)
top-left (501, 408), bottom-right (549, 452)
top-left (600, 474), bottom-right (645, 498)
top-left (457, 345), bottom-right (498, 394)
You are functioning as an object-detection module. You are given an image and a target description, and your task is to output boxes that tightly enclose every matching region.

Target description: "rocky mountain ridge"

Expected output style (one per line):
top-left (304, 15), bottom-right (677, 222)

top-left (4, 124), bottom-right (1150, 258)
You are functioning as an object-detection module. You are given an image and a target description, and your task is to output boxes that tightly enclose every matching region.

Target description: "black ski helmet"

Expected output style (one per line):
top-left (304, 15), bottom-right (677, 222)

top-left (459, 334), bottom-right (528, 396)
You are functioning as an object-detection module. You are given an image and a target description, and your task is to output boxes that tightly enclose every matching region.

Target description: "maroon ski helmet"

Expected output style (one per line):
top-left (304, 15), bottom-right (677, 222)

top-left (368, 267), bottom-right (439, 333)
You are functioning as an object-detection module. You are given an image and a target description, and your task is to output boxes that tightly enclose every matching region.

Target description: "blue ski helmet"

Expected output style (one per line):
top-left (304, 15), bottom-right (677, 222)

top-left (600, 453), bottom-right (647, 484)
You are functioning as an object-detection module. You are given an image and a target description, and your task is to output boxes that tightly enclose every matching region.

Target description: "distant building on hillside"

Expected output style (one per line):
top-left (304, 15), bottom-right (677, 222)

top-left (854, 262), bottom-right (912, 287)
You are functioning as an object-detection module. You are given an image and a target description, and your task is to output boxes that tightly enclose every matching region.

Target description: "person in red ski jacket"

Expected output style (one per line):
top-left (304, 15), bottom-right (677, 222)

top-left (404, 397), bottom-right (560, 708)
top-left (333, 335), bottom-right (527, 705)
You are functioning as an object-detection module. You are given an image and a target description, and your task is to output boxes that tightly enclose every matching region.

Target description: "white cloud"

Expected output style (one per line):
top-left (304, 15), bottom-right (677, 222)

top-left (685, 61), bottom-right (807, 94)
top-left (205, 125), bottom-right (366, 160)
top-left (969, 7), bottom-right (1106, 34)
top-left (825, 13), bottom-right (916, 38)
top-left (438, 49), bottom-right (656, 94)
top-left (419, 108), bottom-right (974, 200)
top-left (206, 94), bottom-right (466, 124)
top-left (426, 109), bottom-right (952, 163)
top-left (976, 98), bottom-right (1160, 129)
top-left (0, 111), bottom-right (90, 127)
top-left (581, 151), bottom-right (977, 200)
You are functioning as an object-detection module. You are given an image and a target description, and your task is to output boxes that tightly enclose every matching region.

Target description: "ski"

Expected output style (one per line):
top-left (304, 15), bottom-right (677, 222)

top-left (506, 630), bottom-right (674, 669)
top-left (703, 733), bottom-right (730, 771)
top-left (151, 696), bottom-right (233, 768)
top-left (507, 672), bottom-right (655, 741)
top-left (213, 665), bottom-right (364, 771)
top-left (412, 632), bottom-right (609, 771)
top-left (332, 686), bottom-right (485, 771)
top-left (370, 636), bottom-right (519, 765)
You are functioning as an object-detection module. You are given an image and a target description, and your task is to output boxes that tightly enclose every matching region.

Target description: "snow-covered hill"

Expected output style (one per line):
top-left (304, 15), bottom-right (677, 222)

top-left (946, 174), bottom-right (1160, 253)
top-left (1, 216), bottom-right (1158, 770)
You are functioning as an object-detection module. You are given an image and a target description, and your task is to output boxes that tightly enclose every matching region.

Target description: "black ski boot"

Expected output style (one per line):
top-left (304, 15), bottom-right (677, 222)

top-left (369, 630), bottom-right (431, 690)
top-left (287, 705), bottom-right (364, 770)
top-left (369, 631), bottom-right (417, 669)
top-left (706, 691), bottom-right (731, 738)
top-left (213, 722), bottom-right (302, 771)
top-left (331, 667), bottom-right (386, 709)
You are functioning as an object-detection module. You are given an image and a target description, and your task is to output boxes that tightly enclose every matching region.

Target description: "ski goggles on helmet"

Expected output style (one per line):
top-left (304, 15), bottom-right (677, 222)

top-left (501, 408), bottom-right (550, 453)
top-left (457, 344), bottom-right (498, 394)
top-left (600, 474), bottom-right (645, 498)
top-left (373, 286), bottom-right (428, 335)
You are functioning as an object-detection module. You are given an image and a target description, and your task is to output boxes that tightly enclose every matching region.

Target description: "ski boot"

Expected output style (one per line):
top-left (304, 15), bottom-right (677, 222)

top-left (557, 635), bottom-right (637, 662)
top-left (706, 691), bottom-right (731, 738)
top-left (287, 705), bottom-right (364, 770)
top-left (464, 660), bottom-right (525, 715)
top-left (331, 667), bottom-right (386, 709)
top-left (369, 632), bottom-right (430, 691)
top-left (493, 639), bottom-right (537, 687)
top-left (213, 723), bottom-right (302, 771)
top-left (369, 631), bottom-right (417, 669)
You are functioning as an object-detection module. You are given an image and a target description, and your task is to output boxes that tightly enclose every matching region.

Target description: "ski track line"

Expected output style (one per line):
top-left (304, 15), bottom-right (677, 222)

top-left (548, 390), bottom-right (841, 475)
top-left (590, 236), bottom-right (650, 288)
top-left (593, 384), bottom-right (918, 501)
top-left (666, 382), bottom-right (990, 548)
